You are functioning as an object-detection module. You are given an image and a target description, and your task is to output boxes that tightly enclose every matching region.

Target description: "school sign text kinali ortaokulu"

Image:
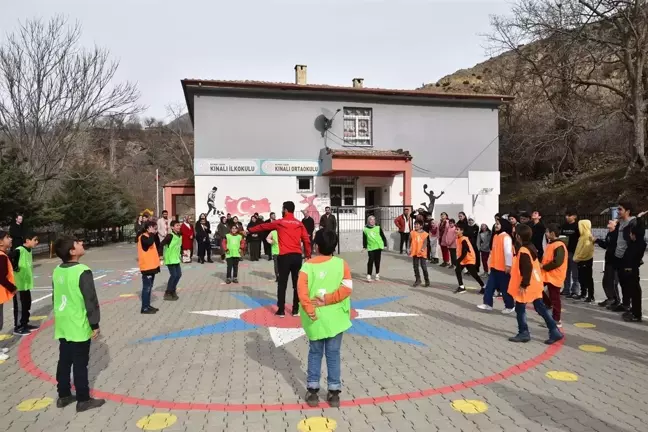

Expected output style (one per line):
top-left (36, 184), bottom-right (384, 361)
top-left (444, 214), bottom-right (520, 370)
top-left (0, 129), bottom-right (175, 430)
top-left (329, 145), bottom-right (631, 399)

top-left (194, 159), bottom-right (321, 176)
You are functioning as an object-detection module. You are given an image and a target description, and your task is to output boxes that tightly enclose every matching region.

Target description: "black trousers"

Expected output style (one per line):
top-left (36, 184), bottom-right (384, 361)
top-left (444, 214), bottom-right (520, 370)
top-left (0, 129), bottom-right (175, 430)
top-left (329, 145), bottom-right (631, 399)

top-left (367, 249), bottom-right (382, 275)
top-left (413, 257), bottom-right (429, 282)
top-left (56, 339), bottom-right (91, 402)
top-left (577, 259), bottom-right (594, 298)
top-left (226, 257), bottom-right (240, 279)
top-left (13, 290), bottom-right (32, 329)
top-left (618, 267), bottom-right (641, 316)
top-left (602, 262), bottom-right (620, 302)
top-left (449, 248), bottom-right (457, 266)
top-left (455, 264), bottom-right (485, 287)
top-left (197, 239), bottom-right (211, 262)
top-left (263, 240), bottom-right (271, 259)
top-left (249, 241), bottom-right (262, 261)
top-left (399, 232), bottom-right (410, 253)
top-left (277, 253), bottom-right (302, 313)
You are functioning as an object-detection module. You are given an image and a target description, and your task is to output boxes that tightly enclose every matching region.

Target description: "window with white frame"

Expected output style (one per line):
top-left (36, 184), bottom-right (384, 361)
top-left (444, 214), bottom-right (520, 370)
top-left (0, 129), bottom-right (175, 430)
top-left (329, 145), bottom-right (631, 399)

top-left (343, 107), bottom-right (372, 146)
top-left (296, 176), bottom-right (313, 193)
top-left (329, 177), bottom-right (357, 213)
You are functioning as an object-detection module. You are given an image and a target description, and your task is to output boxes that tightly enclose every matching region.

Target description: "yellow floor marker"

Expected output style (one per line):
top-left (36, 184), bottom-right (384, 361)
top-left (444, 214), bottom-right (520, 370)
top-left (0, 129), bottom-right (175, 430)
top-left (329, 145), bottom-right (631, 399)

top-left (0, 334), bottom-right (12, 341)
top-left (546, 371), bottom-right (579, 382)
top-left (574, 322), bottom-right (596, 329)
top-left (136, 413), bottom-right (178, 431)
top-left (16, 397), bottom-right (53, 411)
top-left (0, 359), bottom-right (5, 365)
top-left (120, 293), bottom-right (137, 298)
top-left (297, 417), bottom-right (338, 432)
top-left (451, 399), bottom-right (488, 414)
top-left (30, 316), bottom-right (48, 321)
top-left (579, 344), bottom-right (607, 353)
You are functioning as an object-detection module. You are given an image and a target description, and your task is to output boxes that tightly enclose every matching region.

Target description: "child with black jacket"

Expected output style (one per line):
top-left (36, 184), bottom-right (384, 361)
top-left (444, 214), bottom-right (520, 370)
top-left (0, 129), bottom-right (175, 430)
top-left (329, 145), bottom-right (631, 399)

top-left (595, 220), bottom-right (621, 309)
top-left (621, 220), bottom-right (646, 322)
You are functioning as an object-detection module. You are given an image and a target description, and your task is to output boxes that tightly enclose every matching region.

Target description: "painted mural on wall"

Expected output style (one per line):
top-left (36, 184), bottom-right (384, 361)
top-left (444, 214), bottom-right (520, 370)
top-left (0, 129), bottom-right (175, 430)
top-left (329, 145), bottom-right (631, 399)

top-left (225, 196), bottom-right (272, 216)
top-left (421, 184), bottom-right (444, 214)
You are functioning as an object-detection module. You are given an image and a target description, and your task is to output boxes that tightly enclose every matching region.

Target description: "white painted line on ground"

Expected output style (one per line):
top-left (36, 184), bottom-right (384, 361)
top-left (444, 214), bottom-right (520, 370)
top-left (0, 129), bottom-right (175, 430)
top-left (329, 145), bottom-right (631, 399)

top-left (31, 288), bottom-right (53, 291)
top-left (94, 275), bottom-right (106, 280)
top-left (32, 293), bottom-right (52, 304)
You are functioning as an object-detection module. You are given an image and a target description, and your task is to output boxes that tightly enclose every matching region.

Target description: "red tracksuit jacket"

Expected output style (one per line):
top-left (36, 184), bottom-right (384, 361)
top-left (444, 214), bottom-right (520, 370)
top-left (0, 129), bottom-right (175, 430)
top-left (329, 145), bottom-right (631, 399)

top-left (248, 213), bottom-right (312, 257)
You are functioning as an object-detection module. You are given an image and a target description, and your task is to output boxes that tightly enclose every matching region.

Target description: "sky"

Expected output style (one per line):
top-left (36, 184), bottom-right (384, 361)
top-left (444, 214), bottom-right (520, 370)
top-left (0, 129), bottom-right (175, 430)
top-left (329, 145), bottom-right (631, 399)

top-left (0, 0), bottom-right (512, 120)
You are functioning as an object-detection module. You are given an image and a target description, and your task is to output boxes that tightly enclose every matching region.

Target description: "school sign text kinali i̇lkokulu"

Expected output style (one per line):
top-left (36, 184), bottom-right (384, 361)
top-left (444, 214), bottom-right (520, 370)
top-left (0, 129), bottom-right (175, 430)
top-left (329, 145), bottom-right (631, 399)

top-left (195, 159), bottom-right (321, 176)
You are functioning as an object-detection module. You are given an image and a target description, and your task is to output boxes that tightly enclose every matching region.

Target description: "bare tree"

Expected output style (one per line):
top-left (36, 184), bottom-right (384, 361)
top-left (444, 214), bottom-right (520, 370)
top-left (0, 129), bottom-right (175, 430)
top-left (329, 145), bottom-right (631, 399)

top-left (0, 16), bottom-right (142, 195)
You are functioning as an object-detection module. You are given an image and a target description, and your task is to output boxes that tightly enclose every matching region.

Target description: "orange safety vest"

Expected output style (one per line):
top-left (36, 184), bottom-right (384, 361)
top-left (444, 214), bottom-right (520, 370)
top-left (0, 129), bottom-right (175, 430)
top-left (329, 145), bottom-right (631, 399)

top-left (508, 246), bottom-right (544, 303)
top-left (488, 232), bottom-right (510, 272)
top-left (456, 236), bottom-right (476, 265)
top-left (138, 233), bottom-right (160, 272)
top-left (409, 231), bottom-right (429, 258)
top-left (541, 241), bottom-right (568, 287)
top-left (0, 250), bottom-right (16, 304)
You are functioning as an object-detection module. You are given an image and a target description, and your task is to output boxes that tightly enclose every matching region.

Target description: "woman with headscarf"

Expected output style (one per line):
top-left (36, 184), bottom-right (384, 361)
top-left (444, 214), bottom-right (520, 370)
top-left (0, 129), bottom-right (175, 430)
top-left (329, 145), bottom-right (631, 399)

top-left (216, 216), bottom-right (229, 260)
top-left (180, 215), bottom-right (195, 263)
top-left (465, 216), bottom-right (480, 270)
top-left (195, 213), bottom-right (212, 264)
top-left (477, 218), bottom-right (515, 313)
top-left (247, 215), bottom-right (262, 261)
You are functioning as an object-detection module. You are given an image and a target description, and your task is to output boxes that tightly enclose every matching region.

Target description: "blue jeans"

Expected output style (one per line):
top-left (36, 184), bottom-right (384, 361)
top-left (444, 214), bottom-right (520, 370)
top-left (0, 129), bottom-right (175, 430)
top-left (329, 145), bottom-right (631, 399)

top-left (515, 300), bottom-right (562, 339)
top-left (167, 264), bottom-right (182, 293)
top-left (483, 269), bottom-right (514, 308)
top-left (141, 274), bottom-right (155, 311)
top-left (564, 252), bottom-right (580, 294)
top-left (307, 332), bottom-right (343, 391)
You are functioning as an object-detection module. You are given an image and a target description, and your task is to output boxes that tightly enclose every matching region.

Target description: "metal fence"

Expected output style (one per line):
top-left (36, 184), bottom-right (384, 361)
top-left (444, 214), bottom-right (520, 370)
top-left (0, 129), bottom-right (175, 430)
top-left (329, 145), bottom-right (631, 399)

top-left (332, 205), bottom-right (408, 233)
top-left (30, 225), bottom-right (137, 257)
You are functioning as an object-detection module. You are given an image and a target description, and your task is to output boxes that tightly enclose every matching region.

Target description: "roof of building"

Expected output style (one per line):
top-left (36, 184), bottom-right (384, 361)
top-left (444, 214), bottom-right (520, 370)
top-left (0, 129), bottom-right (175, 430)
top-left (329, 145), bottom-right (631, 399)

top-left (181, 79), bottom-right (513, 122)
top-left (325, 148), bottom-right (413, 160)
top-left (163, 178), bottom-right (194, 188)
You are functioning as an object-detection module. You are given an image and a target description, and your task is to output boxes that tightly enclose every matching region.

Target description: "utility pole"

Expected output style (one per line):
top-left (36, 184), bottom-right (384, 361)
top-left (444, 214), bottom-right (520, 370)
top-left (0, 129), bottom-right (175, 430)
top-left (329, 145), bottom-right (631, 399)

top-left (156, 169), bottom-right (160, 217)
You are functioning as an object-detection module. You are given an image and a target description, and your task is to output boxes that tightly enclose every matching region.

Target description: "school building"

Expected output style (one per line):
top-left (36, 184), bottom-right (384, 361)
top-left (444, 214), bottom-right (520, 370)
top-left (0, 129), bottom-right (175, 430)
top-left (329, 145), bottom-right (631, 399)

top-left (176, 65), bottom-right (511, 251)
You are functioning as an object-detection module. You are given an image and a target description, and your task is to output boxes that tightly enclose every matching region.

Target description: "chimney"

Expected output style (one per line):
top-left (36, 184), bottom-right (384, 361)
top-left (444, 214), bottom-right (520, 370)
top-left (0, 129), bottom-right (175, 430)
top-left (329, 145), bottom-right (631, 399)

top-left (295, 65), bottom-right (307, 85)
top-left (352, 78), bottom-right (364, 88)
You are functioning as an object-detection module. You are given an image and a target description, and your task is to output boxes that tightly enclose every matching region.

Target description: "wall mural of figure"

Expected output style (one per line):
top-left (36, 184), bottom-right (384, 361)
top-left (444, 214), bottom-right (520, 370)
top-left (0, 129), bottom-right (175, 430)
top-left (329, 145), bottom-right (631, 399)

top-left (300, 194), bottom-right (321, 225)
top-left (421, 184), bottom-right (444, 215)
top-left (207, 187), bottom-right (219, 216)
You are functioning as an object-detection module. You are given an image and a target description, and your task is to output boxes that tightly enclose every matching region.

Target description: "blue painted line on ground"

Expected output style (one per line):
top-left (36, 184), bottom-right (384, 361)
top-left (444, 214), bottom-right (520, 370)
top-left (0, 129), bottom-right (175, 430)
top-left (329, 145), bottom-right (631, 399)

top-left (352, 296), bottom-right (406, 309)
top-left (347, 319), bottom-right (426, 347)
top-left (135, 319), bottom-right (259, 344)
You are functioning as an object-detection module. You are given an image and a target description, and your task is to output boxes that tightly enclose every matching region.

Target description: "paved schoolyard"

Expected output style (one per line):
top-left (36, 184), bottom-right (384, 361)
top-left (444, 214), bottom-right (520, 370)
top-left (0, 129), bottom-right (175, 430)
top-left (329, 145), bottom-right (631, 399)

top-left (0, 244), bottom-right (647, 432)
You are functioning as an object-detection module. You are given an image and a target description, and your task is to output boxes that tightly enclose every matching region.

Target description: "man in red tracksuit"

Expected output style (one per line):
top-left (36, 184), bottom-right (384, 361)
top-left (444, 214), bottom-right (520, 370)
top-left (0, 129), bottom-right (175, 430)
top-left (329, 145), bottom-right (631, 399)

top-left (248, 201), bottom-right (312, 317)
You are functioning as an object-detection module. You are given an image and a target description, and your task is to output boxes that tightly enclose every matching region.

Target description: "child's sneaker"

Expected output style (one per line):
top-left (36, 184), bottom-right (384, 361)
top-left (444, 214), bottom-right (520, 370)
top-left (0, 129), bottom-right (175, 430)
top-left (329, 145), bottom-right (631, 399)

top-left (232, 278), bottom-right (239, 284)
top-left (1, 347), bottom-right (8, 353)
top-left (478, 288), bottom-right (485, 295)
top-left (56, 395), bottom-right (76, 408)
top-left (477, 304), bottom-right (493, 311)
top-left (13, 327), bottom-right (30, 336)
top-left (0, 352), bottom-right (8, 361)
top-left (501, 308), bottom-right (515, 315)
top-left (556, 320), bottom-right (563, 328)
top-left (171, 292), bottom-right (179, 301)
top-left (76, 398), bottom-right (105, 412)
top-left (327, 390), bottom-right (341, 408)
top-left (423, 281), bottom-right (430, 287)
top-left (375, 274), bottom-right (380, 281)
top-left (163, 292), bottom-right (174, 301)
top-left (305, 388), bottom-right (320, 407)
top-left (225, 278), bottom-right (232, 284)
top-left (412, 280), bottom-right (421, 287)
top-left (366, 275), bottom-right (372, 282)
top-left (25, 324), bottom-right (39, 332)
top-left (454, 286), bottom-right (467, 294)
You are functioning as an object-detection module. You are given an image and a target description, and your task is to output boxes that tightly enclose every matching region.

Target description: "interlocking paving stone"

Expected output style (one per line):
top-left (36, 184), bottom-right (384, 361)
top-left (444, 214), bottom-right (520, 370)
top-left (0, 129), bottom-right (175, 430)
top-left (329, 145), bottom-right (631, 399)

top-left (0, 245), bottom-right (646, 430)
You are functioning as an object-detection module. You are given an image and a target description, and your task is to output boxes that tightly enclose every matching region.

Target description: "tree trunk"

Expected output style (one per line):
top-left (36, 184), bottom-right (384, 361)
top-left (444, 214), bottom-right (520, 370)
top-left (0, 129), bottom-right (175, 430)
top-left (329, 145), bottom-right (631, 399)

top-left (624, 93), bottom-right (647, 178)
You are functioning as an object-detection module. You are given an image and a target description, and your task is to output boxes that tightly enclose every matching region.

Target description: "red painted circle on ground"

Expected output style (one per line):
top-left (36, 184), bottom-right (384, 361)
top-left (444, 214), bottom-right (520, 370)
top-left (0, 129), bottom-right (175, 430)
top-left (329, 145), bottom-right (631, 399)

top-left (19, 293), bottom-right (564, 412)
top-left (240, 305), bottom-right (359, 328)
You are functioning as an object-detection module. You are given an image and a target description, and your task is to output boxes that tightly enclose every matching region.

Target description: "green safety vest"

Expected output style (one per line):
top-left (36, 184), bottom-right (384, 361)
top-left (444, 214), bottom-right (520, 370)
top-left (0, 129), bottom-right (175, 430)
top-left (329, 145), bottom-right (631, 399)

top-left (225, 234), bottom-right (242, 258)
top-left (53, 264), bottom-right (93, 342)
top-left (363, 225), bottom-right (384, 251)
top-left (299, 257), bottom-right (352, 341)
top-left (163, 233), bottom-right (182, 265)
top-left (271, 230), bottom-right (280, 256)
top-left (15, 246), bottom-right (33, 291)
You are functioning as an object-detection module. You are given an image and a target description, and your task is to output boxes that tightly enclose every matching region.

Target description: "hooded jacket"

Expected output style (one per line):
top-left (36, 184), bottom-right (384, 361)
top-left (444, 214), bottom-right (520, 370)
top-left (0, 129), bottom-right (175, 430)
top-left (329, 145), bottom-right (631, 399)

top-left (574, 219), bottom-right (595, 262)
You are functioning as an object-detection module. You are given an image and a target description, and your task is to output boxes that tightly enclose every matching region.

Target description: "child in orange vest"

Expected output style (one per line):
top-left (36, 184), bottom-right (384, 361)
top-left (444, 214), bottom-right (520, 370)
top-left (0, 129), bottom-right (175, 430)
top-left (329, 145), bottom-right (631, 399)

top-left (508, 224), bottom-right (564, 344)
top-left (454, 226), bottom-right (485, 294)
top-left (138, 221), bottom-right (161, 314)
top-left (410, 221), bottom-right (430, 287)
top-left (541, 223), bottom-right (568, 327)
top-left (0, 231), bottom-right (16, 361)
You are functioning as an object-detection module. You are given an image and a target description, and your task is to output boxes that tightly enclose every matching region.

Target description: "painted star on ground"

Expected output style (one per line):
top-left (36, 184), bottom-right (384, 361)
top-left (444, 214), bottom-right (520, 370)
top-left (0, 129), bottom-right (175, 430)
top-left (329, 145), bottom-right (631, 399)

top-left (135, 294), bottom-right (425, 347)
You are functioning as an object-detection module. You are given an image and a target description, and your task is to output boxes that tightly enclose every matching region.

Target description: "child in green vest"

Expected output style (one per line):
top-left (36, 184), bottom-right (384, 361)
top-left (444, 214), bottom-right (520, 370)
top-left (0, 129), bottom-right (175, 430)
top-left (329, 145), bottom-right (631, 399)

top-left (52, 236), bottom-right (104, 412)
top-left (298, 230), bottom-right (352, 408)
top-left (12, 234), bottom-right (39, 336)
top-left (221, 224), bottom-right (246, 284)
top-left (362, 215), bottom-right (387, 282)
top-left (266, 230), bottom-right (280, 282)
top-left (160, 220), bottom-right (183, 301)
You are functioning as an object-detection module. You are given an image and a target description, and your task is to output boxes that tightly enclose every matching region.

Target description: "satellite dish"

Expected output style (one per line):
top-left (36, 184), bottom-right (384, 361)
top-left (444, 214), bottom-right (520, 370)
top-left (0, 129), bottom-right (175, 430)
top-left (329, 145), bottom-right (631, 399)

top-left (314, 108), bottom-right (340, 137)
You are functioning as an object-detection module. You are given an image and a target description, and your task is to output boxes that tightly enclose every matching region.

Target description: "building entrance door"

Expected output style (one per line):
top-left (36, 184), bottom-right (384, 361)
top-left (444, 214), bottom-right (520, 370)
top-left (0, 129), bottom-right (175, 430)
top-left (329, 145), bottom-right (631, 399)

top-left (365, 187), bottom-right (381, 218)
